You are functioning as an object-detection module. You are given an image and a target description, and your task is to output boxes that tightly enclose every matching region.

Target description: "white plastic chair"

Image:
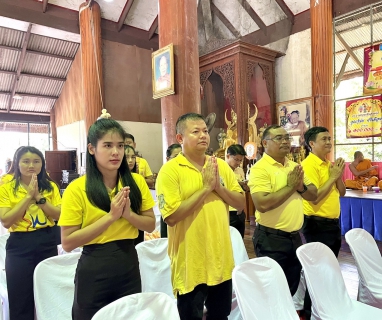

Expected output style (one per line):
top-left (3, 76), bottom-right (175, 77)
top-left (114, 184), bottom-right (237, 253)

top-left (135, 238), bottom-right (174, 298)
top-left (34, 252), bottom-right (81, 320)
top-left (229, 226), bottom-right (248, 320)
top-left (232, 257), bottom-right (299, 320)
top-left (91, 292), bottom-right (180, 320)
top-left (297, 242), bottom-right (382, 320)
top-left (345, 228), bottom-right (382, 308)
top-left (0, 233), bottom-right (9, 320)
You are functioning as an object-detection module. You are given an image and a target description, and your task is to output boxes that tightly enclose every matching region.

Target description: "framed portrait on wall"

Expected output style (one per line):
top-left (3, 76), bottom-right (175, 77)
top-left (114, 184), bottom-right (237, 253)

top-left (152, 43), bottom-right (175, 99)
top-left (276, 97), bottom-right (313, 147)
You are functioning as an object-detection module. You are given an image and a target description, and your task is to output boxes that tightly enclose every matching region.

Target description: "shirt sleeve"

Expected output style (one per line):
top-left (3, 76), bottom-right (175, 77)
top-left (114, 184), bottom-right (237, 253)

top-left (155, 166), bottom-right (182, 220)
top-left (248, 165), bottom-right (271, 194)
top-left (0, 185), bottom-right (10, 208)
top-left (133, 174), bottom-right (155, 212)
top-left (58, 182), bottom-right (84, 226)
top-left (140, 158), bottom-right (153, 177)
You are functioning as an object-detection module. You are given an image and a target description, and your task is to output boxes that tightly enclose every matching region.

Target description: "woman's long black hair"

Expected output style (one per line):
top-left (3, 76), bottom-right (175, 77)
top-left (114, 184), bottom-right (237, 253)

top-left (86, 118), bottom-right (142, 214)
top-left (12, 146), bottom-right (56, 195)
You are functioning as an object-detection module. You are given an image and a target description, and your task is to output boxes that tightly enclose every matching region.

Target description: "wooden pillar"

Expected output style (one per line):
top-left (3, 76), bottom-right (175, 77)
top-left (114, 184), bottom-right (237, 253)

top-left (159, 0), bottom-right (200, 156)
top-left (311, 0), bottom-right (334, 159)
top-left (79, 1), bottom-right (104, 132)
top-left (50, 108), bottom-right (57, 150)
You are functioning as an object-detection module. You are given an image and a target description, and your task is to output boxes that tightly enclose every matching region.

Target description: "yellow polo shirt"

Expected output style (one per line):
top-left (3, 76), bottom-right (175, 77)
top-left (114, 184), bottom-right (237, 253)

top-left (0, 180), bottom-right (61, 232)
top-left (136, 157), bottom-right (153, 178)
top-left (0, 174), bottom-right (14, 186)
top-left (248, 153), bottom-right (312, 232)
top-left (58, 173), bottom-right (155, 245)
top-left (156, 154), bottom-right (242, 296)
top-left (302, 153), bottom-right (340, 219)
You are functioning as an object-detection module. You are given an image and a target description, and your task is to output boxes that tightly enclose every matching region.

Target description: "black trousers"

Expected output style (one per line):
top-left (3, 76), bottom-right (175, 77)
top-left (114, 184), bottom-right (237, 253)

top-left (72, 239), bottom-right (141, 320)
top-left (229, 211), bottom-right (245, 238)
top-left (6, 227), bottom-right (57, 320)
top-left (160, 216), bottom-right (168, 238)
top-left (177, 280), bottom-right (232, 320)
top-left (301, 215), bottom-right (341, 319)
top-left (253, 225), bottom-right (302, 296)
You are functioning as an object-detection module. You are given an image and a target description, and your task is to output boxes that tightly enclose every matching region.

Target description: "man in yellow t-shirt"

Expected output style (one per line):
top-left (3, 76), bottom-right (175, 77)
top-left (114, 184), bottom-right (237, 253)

top-left (156, 113), bottom-right (244, 320)
top-left (248, 125), bottom-right (317, 296)
top-left (300, 127), bottom-right (346, 320)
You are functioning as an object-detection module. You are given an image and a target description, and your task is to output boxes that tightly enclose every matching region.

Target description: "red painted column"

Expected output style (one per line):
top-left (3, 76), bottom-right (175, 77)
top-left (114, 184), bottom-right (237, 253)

top-left (158, 0), bottom-right (201, 157)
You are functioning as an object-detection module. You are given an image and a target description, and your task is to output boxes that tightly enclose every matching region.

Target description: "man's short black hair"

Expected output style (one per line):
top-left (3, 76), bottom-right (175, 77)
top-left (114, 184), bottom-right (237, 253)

top-left (176, 113), bottom-right (206, 134)
top-left (304, 126), bottom-right (329, 147)
top-left (227, 144), bottom-right (246, 156)
top-left (262, 125), bottom-right (282, 141)
top-left (125, 133), bottom-right (135, 142)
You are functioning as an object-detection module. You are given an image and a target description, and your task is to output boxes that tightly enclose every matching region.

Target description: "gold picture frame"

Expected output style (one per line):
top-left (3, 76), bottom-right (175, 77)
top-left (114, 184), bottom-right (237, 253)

top-left (276, 97), bottom-right (313, 147)
top-left (152, 43), bottom-right (175, 99)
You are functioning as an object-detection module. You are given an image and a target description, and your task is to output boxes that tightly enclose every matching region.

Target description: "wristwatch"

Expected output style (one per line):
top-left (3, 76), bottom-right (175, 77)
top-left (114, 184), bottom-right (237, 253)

top-left (297, 184), bottom-right (308, 195)
top-left (36, 197), bottom-right (47, 205)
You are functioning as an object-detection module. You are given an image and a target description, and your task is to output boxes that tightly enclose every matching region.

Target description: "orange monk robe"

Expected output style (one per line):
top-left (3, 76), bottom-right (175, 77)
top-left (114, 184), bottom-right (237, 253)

top-left (345, 159), bottom-right (379, 189)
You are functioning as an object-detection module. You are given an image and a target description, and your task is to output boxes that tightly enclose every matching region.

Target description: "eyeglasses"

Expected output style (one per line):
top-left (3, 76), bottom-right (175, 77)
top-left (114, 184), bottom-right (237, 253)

top-left (265, 135), bottom-right (293, 143)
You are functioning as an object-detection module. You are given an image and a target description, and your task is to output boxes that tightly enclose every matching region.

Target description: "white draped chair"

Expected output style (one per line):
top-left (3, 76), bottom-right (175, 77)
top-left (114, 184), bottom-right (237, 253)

top-left (0, 233), bottom-right (9, 320)
top-left (135, 238), bottom-right (174, 298)
top-left (345, 228), bottom-right (382, 308)
top-left (34, 252), bottom-right (81, 320)
top-left (297, 242), bottom-right (382, 320)
top-left (91, 292), bottom-right (180, 320)
top-left (232, 257), bottom-right (299, 320)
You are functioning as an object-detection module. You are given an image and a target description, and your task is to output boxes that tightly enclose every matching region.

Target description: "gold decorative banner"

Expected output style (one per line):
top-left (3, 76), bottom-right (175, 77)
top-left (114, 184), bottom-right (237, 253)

top-left (364, 45), bottom-right (382, 95)
top-left (346, 96), bottom-right (382, 138)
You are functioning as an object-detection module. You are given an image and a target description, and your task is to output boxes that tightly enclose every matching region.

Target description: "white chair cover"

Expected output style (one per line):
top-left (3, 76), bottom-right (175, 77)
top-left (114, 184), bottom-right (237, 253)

top-left (345, 228), bottom-right (382, 308)
top-left (91, 292), bottom-right (180, 320)
top-left (229, 226), bottom-right (248, 320)
top-left (297, 242), bottom-right (382, 320)
top-left (135, 238), bottom-right (174, 298)
top-left (34, 252), bottom-right (81, 320)
top-left (292, 271), bottom-right (306, 310)
top-left (232, 257), bottom-right (299, 320)
top-left (0, 233), bottom-right (9, 320)
top-left (57, 244), bottom-right (82, 255)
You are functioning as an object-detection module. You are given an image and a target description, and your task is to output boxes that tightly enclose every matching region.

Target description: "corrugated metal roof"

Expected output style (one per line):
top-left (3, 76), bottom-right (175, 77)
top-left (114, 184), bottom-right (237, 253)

top-left (0, 24), bottom-right (79, 115)
top-left (0, 122), bottom-right (49, 133)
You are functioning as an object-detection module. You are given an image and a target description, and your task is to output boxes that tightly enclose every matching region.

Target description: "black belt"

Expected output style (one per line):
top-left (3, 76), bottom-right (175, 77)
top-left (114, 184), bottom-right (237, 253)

top-left (257, 224), bottom-right (299, 237)
top-left (305, 215), bottom-right (339, 223)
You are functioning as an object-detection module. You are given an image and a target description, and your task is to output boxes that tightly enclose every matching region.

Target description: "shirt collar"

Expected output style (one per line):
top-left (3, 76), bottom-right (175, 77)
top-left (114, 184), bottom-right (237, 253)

top-left (176, 153), bottom-right (208, 170)
top-left (307, 153), bottom-right (329, 166)
top-left (262, 152), bottom-right (291, 168)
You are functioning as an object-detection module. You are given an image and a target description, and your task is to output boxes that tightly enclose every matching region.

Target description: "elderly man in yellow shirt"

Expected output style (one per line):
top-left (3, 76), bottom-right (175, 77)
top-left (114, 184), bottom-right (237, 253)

top-left (248, 125), bottom-right (317, 296)
top-left (300, 126), bottom-right (346, 319)
top-left (156, 113), bottom-right (244, 320)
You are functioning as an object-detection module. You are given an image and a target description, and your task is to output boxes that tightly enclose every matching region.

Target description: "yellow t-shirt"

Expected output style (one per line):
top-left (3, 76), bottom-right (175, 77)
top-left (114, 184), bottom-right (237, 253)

top-left (58, 173), bottom-right (155, 245)
top-left (0, 180), bottom-right (61, 232)
top-left (156, 153), bottom-right (242, 296)
top-left (229, 166), bottom-right (246, 212)
top-left (0, 174), bottom-right (14, 186)
top-left (136, 157), bottom-right (153, 178)
top-left (302, 153), bottom-right (340, 219)
top-left (248, 153), bottom-right (312, 232)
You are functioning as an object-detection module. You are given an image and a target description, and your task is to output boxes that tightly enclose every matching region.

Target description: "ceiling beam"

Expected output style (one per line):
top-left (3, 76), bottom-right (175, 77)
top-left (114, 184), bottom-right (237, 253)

top-left (335, 40), bottom-right (382, 56)
top-left (0, 110), bottom-right (50, 118)
top-left (0, 45), bottom-right (74, 61)
top-left (335, 53), bottom-right (350, 89)
top-left (274, 0), bottom-right (294, 24)
top-left (210, 2), bottom-right (240, 38)
top-left (148, 15), bottom-right (158, 40)
top-left (0, 0), bottom-right (158, 50)
top-left (42, 0), bottom-right (48, 13)
top-left (334, 30), bottom-right (363, 71)
top-left (0, 70), bottom-right (65, 82)
top-left (238, 0), bottom-right (267, 34)
top-left (7, 24), bottom-right (32, 113)
top-left (117, 0), bottom-right (134, 32)
top-left (0, 91), bottom-right (58, 100)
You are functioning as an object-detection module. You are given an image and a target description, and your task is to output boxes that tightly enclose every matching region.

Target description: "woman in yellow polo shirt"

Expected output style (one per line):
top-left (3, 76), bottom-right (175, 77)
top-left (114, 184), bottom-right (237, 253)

top-left (59, 113), bottom-right (155, 320)
top-left (0, 146), bottom-right (61, 320)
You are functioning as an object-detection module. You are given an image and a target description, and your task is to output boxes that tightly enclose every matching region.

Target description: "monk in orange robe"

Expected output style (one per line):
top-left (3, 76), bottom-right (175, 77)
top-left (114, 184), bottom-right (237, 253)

top-left (345, 151), bottom-right (379, 189)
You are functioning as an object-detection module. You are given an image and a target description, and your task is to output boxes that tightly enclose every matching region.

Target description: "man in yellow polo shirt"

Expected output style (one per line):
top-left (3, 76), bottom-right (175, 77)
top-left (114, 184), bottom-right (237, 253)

top-left (300, 126), bottom-right (346, 319)
top-left (156, 113), bottom-right (244, 320)
top-left (248, 125), bottom-right (317, 296)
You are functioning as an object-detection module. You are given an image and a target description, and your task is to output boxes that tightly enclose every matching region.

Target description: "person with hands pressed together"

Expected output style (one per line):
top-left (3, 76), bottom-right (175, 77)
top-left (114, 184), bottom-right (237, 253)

top-left (300, 127), bottom-right (346, 319)
top-left (58, 112), bottom-right (155, 320)
top-left (248, 125), bottom-right (317, 296)
top-left (156, 113), bottom-right (244, 320)
top-left (0, 146), bottom-right (61, 320)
